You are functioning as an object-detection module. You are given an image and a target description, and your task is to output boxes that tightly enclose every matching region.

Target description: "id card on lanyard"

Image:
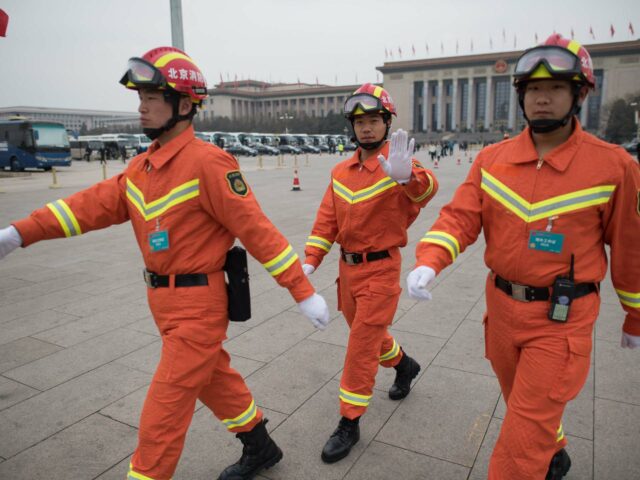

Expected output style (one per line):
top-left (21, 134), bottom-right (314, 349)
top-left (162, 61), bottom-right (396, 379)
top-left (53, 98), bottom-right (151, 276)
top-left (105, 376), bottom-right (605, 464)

top-left (528, 216), bottom-right (563, 254)
top-left (149, 218), bottom-right (169, 252)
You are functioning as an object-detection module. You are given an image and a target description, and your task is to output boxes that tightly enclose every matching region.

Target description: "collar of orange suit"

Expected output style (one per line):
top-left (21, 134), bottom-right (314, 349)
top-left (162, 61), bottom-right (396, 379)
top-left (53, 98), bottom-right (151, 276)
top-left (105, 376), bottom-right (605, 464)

top-left (506, 120), bottom-right (584, 173)
top-left (345, 141), bottom-right (390, 172)
top-left (144, 125), bottom-right (196, 170)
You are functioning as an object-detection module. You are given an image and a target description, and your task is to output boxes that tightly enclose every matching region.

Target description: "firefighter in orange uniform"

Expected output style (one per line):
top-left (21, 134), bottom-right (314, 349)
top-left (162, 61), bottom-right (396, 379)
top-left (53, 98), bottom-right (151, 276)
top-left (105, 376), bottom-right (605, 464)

top-left (0, 46), bottom-right (330, 480)
top-left (407, 35), bottom-right (640, 479)
top-left (303, 83), bottom-right (438, 463)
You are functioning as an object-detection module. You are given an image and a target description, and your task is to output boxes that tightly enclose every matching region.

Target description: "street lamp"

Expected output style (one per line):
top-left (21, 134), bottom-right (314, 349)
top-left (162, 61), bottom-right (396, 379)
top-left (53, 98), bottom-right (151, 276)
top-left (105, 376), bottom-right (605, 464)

top-left (279, 113), bottom-right (294, 134)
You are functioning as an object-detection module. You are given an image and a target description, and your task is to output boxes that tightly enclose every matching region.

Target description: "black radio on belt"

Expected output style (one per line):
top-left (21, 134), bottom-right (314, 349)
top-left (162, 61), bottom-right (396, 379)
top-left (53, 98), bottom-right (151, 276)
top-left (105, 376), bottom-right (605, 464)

top-left (548, 254), bottom-right (576, 323)
top-left (224, 246), bottom-right (251, 322)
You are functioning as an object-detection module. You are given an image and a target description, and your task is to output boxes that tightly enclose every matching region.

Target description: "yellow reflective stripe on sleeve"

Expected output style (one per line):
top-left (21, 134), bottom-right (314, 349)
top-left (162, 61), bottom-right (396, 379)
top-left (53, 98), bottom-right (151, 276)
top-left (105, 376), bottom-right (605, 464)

top-left (46, 200), bottom-right (82, 237)
top-left (306, 235), bottom-right (333, 253)
top-left (128, 463), bottom-right (161, 480)
top-left (126, 178), bottom-right (200, 221)
top-left (481, 169), bottom-right (615, 223)
top-left (556, 423), bottom-right (565, 442)
top-left (332, 176), bottom-right (397, 204)
top-left (263, 244), bottom-right (299, 277)
top-left (615, 288), bottom-right (640, 309)
top-left (379, 339), bottom-right (400, 362)
top-left (339, 388), bottom-right (372, 407)
top-left (222, 399), bottom-right (258, 430)
top-left (406, 173), bottom-right (435, 203)
top-left (420, 230), bottom-right (460, 261)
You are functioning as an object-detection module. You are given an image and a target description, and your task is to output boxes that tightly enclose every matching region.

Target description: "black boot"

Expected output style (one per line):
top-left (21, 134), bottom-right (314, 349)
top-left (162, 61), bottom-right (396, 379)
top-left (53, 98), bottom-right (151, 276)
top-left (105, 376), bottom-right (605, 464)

top-left (389, 350), bottom-right (421, 400)
top-left (218, 419), bottom-right (283, 480)
top-left (321, 416), bottom-right (360, 464)
top-left (546, 448), bottom-right (571, 480)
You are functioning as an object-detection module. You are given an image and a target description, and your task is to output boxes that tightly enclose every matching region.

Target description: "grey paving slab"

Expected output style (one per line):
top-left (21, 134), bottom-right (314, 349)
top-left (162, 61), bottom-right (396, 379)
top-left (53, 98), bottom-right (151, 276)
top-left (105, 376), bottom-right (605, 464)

top-left (0, 363), bottom-right (151, 458)
top-left (0, 308), bottom-right (80, 346)
top-left (3, 327), bottom-right (157, 390)
top-left (594, 398), bottom-right (640, 480)
top-left (594, 338), bottom-right (640, 405)
top-left (0, 287), bottom-right (93, 324)
top-left (0, 413), bottom-right (137, 480)
top-left (432, 318), bottom-right (495, 377)
top-left (0, 375), bottom-right (39, 411)
top-left (100, 384), bottom-right (149, 428)
top-left (0, 271), bottom-right (103, 307)
top-left (593, 300), bottom-right (626, 342)
top-left (377, 365), bottom-right (500, 467)
top-left (113, 339), bottom-right (161, 375)
top-left (0, 336), bottom-right (62, 373)
top-left (344, 440), bottom-right (469, 480)
top-left (246, 339), bottom-right (346, 414)
top-left (51, 282), bottom-right (146, 317)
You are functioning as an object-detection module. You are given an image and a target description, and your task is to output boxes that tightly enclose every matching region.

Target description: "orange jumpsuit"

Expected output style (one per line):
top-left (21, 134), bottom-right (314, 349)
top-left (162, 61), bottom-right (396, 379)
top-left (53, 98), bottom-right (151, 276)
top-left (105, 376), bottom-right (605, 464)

top-left (305, 142), bottom-right (437, 419)
top-left (13, 126), bottom-right (315, 480)
top-left (415, 122), bottom-right (640, 479)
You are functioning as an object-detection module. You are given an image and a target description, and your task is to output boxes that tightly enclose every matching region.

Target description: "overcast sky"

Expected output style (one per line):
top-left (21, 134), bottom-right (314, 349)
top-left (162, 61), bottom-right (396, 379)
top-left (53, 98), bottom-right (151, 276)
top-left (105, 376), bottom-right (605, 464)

top-left (1, 0), bottom-right (638, 113)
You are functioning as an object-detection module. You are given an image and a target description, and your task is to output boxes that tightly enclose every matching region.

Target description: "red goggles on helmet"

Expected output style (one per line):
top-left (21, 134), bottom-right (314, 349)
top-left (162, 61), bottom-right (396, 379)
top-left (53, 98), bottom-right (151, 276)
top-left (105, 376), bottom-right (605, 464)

top-left (343, 93), bottom-right (387, 116)
top-left (514, 46), bottom-right (583, 82)
top-left (120, 58), bottom-right (167, 88)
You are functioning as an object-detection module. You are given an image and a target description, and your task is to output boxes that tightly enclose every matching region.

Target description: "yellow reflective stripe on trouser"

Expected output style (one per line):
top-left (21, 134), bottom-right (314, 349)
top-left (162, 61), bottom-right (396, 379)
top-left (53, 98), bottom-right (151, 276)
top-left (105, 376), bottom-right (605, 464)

top-left (406, 173), bottom-right (435, 203)
top-left (46, 200), bottom-right (82, 237)
top-left (263, 244), bottom-right (299, 276)
top-left (556, 423), bottom-right (564, 442)
top-left (339, 388), bottom-right (372, 407)
top-left (222, 399), bottom-right (258, 430)
top-left (306, 235), bottom-right (333, 253)
top-left (615, 288), bottom-right (640, 308)
top-left (332, 176), bottom-right (397, 204)
top-left (380, 339), bottom-right (400, 362)
top-left (126, 178), bottom-right (200, 221)
top-left (480, 169), bottom-right (615, 223)
top-left (128, 463), bottom-right (163, 480)
top-left (420, 230), bottom-right (460, 261)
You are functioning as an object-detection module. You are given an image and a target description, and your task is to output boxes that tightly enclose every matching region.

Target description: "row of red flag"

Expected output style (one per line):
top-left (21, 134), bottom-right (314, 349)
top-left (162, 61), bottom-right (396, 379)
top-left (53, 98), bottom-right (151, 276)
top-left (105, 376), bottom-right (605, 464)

top-left (385, 23), bottom-right (636, 60)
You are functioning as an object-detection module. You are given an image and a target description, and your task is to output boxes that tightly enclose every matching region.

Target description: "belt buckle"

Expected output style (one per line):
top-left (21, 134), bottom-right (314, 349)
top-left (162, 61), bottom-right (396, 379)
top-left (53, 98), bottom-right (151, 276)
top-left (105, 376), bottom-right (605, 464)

top-left (143, 269), bottom-right (156, 288)
top-left (511, 283), bottom-right (529, 302)
top-left (343, 253), bottom-right (359, 265)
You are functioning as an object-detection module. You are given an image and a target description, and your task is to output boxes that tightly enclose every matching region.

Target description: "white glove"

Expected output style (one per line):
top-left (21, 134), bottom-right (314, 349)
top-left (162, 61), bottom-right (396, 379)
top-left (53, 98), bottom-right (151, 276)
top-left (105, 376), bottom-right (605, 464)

top-left (621, 332), bottom-right (640, 349)
top-left (377, 129), bottom-right (414, 184)
top-left (406, 266), bottom-right (436, 301)
top-left (302, 263), bottom-right (315, 276)
top-left (298, 293), bottom-right (330, 330)
top-left (0, 226), bottom-right (23, 260)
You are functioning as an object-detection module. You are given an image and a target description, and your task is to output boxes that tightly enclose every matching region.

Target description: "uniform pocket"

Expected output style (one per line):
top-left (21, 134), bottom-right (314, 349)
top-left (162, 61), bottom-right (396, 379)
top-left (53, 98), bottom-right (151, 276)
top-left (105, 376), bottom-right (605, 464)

top-left (548, 336), bottom-right (592, 403)
top-left (361, 281), bottom-right (401, 326)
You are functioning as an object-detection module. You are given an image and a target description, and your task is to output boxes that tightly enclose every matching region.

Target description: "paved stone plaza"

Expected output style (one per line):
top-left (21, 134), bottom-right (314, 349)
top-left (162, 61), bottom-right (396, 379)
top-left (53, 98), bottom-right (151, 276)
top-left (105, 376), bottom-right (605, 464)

top-left (0, 149), bottom-right (638, 479)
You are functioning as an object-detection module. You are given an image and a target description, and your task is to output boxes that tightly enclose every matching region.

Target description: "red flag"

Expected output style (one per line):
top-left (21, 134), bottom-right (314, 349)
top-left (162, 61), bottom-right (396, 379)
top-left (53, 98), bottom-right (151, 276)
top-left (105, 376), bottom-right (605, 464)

top-left (589, 26), bottom-right (595, 40)
top-left (412, 44), bottom-right (416, 56)
top-left (630, 22), bottom-right (635, 36)
top-left (610, 24), bottom-right (615, 37)
top-left (0, 9), bottom-right (8, 37)
top-left (571, 27), bottom-right (575, 39)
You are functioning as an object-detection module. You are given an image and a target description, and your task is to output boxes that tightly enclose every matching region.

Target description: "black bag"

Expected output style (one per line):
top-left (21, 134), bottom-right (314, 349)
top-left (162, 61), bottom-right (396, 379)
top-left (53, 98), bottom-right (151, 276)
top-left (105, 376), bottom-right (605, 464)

top-left (224, 246), bottom-right (251, 321)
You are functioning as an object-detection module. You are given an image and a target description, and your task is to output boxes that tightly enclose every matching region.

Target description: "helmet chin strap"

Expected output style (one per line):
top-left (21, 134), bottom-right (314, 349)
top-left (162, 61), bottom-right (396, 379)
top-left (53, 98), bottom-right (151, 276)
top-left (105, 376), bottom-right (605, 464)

top-left (143, 92), bottom-right (196, 140)
top-left (519, 83), bottom-right (582, 134)
top-left (350, 115), bottom-right (391, 150)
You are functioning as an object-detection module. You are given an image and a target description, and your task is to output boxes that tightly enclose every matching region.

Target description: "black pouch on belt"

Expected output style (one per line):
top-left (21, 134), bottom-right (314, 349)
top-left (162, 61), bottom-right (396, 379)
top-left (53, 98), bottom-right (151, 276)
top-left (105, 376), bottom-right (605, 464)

top-left (223, 246), bottom-right (251, 322)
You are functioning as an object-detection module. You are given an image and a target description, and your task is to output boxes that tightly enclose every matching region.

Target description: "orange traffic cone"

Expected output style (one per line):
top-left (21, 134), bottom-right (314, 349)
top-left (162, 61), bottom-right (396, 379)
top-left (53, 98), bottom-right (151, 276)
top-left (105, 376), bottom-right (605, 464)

top-left (434, 158), bottom-right (439, 169)
top-left (292, 169), bottom-right (301, 191)
top-left (456, 157), bottom-right (461, 165)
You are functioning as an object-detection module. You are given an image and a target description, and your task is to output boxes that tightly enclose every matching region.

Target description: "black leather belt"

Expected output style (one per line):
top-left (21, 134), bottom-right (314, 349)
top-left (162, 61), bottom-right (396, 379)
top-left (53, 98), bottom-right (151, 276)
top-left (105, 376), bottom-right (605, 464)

top-left (341, 249), bottom-right (390, 265)
top-left (143, 270), bottom-right (208, 288)
top-left (495, 275), bottom-right (598, 302)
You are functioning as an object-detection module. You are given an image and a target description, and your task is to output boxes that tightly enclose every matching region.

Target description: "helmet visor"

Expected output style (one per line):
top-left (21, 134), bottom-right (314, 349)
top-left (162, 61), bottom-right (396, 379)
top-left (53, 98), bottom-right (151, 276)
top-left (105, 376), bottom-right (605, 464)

top-left (343, 93), bottom-right (384, 116)
top-left (120, 58), bottom-right (167, 87)
top-left (514, 46), bottom-right (582, 80)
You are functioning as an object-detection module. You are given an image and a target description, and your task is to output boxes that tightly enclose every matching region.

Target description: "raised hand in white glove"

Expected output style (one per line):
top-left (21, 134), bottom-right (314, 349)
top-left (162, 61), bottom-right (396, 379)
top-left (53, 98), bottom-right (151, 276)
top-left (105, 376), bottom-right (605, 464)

top-left (0, 226), bottom-right (23, 260)
top-left (406, 266), bottom-right (436, 301)
top-left (302, 263), bottom-right (315, 276)
top-left (621, 332), bottom-right (640, 349)
top-left (377, 128), bottom-right (414, 184)
top-left (298, 293), bottom-right (330, 330)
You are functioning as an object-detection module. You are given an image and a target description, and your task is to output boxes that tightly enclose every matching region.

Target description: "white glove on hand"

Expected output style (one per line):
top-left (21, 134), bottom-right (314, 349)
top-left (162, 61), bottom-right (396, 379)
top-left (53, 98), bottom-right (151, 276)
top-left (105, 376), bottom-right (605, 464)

top-left (298, 293), bottom-right (330, 330)
top-left (406, 266), bottom-right (436, 301)
top-left (0, 226), bottom-right (22, 260)
top-left (302, 264), bottom-right (315, 276)
top-left (621, 332), bottom-right (640, 349)
top-left (377, 129), bottom-right (414, 184)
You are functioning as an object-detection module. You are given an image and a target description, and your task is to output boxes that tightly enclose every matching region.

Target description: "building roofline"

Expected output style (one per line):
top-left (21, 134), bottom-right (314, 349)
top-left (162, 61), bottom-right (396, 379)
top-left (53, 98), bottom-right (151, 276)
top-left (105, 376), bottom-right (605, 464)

top-left (0, 106), bottom-right (137, 116)
top-left (377, 39), bottom-right (640, 74)
top-left (209, 83), bottom-right (363, 99)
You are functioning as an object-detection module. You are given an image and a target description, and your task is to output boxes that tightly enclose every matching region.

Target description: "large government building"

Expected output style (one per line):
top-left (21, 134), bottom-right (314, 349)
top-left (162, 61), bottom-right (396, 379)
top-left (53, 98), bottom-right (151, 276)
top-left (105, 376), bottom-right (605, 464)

top-left (2, 39), bottom-right (638, 137)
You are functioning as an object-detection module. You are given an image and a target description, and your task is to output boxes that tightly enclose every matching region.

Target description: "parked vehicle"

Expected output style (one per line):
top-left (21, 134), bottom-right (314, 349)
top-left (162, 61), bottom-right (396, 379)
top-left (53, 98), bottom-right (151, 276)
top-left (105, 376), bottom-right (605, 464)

top-left (225, 143), bottom-right (258, 157)
top-left (70, 136), bottom-right (105, 161)
top-left (277, 144), bottom-right (303, 155)
top-left (621, 138), bottom-right (638, 154)
top-left (132, 133), bottom-right (152, 153)
top-left (0, 119), bottom-right (71, 171)
top-left (309, 134), bottom-right (330, 152)
top-left (293, 134), bottom-right (321, 154)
